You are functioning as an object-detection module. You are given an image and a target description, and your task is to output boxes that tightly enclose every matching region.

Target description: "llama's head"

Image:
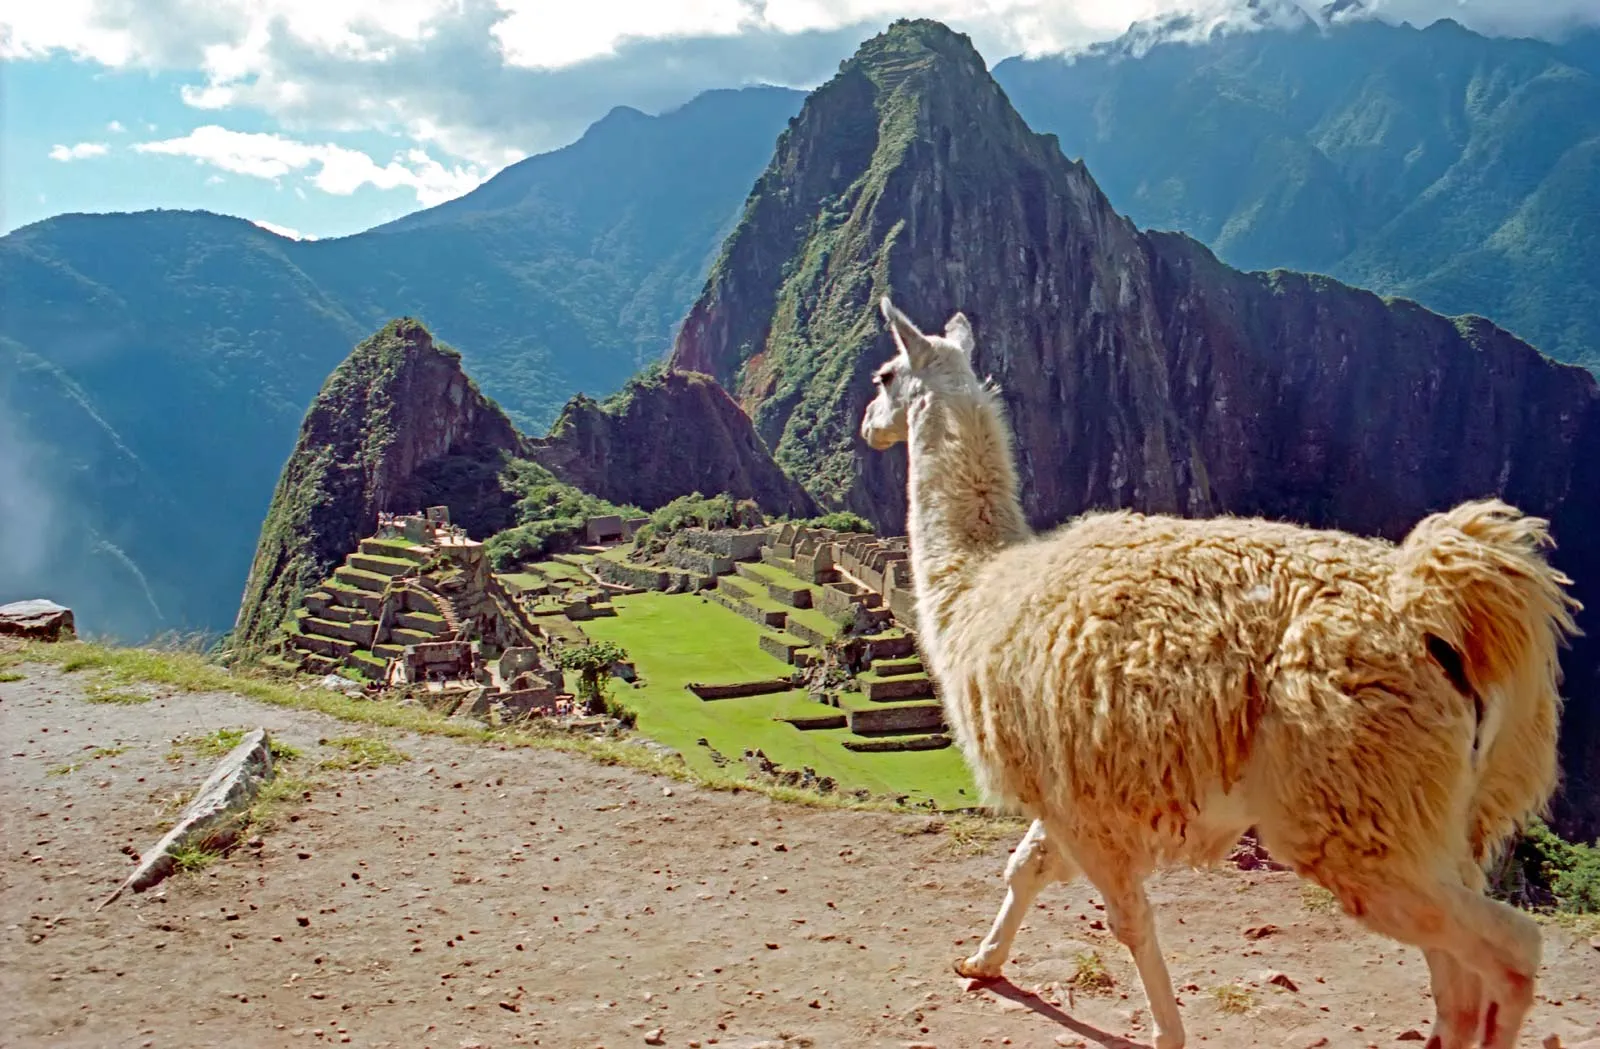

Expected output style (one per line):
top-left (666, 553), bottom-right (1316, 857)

top-left (860, 296), bottom-right (981, 451)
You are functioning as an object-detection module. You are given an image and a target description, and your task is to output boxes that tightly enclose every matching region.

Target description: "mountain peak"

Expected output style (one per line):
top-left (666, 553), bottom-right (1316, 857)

top-left (850, 18), bottom-right (987, 71)
top-left (233, 318), bottom-right (521, 650)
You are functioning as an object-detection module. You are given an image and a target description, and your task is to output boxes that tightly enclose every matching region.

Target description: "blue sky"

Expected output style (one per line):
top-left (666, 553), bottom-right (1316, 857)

top-left (4, 0), bottom-right (1598, 241)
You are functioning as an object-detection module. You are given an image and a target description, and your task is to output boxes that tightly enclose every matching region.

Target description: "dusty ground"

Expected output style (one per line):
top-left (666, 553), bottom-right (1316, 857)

top-left (3, 664), bottom-right (1598, 1049)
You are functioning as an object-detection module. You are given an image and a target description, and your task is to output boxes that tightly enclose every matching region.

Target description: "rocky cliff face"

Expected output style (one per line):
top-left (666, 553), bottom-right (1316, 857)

top-left (670, 18), bottom-right (1600, 838)
top-left (529, 369), bottom-right (817, 517)
top-left (232, 319), bottom-right (523, 650)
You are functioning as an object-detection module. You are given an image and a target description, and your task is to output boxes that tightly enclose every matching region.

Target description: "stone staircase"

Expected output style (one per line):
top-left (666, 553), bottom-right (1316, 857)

top-left (286, 538), bottom-right (456, 680)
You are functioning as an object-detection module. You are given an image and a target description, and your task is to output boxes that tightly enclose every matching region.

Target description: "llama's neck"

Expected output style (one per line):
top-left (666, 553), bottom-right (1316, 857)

top-left (905, 387), bottom-right (1031, 641)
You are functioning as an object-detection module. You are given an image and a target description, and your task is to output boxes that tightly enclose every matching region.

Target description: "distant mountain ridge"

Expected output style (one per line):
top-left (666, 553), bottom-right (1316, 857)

top-left (991, 13), bottom-right (1600, 370)
top-left (0, 86), bottom-right (803, 640)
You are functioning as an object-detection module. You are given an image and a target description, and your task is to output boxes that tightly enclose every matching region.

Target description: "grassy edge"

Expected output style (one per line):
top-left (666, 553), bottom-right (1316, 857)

top-left (3, 640), bottom-right (1006, 824)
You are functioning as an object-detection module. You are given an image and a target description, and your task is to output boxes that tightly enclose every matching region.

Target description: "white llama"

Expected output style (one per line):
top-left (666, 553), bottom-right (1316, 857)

top-left (859, 296), bottom-right (1579, 1049)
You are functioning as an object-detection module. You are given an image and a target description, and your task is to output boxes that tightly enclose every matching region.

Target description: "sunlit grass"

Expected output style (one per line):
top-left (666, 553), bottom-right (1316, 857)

top-left (318, 735), bottom-right (409, 771)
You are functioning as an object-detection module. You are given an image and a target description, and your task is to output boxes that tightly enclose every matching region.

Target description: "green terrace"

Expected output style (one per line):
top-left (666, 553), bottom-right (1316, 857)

top-left (581, 592), bottom-right (974, 808)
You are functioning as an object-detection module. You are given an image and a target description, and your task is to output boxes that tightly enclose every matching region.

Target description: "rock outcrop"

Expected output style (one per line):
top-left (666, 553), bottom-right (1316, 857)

top-left (529, 369), bottom-right (817, 518)
top-left (232, 320), bottom-right (523, 651)
top-left (0, 599), bottom-right (76, 641)
top-left (669, 18), bottom-right (1600, 838)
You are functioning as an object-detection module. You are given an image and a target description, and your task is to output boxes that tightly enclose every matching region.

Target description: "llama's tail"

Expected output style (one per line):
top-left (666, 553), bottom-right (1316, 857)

top-left (1389, 499), bottom-right (1582, 863)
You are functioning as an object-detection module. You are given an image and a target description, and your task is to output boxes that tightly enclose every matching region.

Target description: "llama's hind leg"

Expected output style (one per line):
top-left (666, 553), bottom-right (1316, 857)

top-left (1339, 878), bottom-right (1540, 1049)
top-left (956, 820), bottom-right (1076, 979)
top-left (1085, 866), bottom-right (1184, 1049)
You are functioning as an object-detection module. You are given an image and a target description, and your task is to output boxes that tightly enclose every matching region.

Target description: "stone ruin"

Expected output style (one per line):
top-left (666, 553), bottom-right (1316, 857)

top-left (287, 505), bottom-right (593, 726)
top-left (583, 514), bottom-right (649, 545)
top-left (763, 522), bottom-right (912, 631)
top-left (377, 505), bottom-right (470, 546)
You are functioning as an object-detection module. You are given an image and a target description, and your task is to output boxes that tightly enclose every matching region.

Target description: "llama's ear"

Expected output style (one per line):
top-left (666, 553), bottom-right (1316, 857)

top-left (880, 296), bottom-right (935, 369)
top-left (944, 312), bottom-right (975, 357)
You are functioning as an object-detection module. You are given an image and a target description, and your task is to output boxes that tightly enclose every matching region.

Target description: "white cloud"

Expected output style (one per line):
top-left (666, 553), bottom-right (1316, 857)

top-left (106, 119), bottom-right (126, 132)
top-left (132, 124), bottom-right (482, 205)
top-left (48, 141), bottom-right (110, 161)
top-left (250, 218), bottom-right (315, 239)
top-left (7, 0), bottom-right (1600, 182)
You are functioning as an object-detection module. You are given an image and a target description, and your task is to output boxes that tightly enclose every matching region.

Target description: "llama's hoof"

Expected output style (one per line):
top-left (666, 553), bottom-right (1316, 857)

top-left (953, 955), bottom-right (1001, 981)
top-left (1153, 1032), bottom-right (1186, 1049)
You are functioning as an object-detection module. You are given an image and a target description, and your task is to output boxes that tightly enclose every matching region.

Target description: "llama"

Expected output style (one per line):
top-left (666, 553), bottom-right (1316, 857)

top-left (859, 297), bottom-right (1580, 1049)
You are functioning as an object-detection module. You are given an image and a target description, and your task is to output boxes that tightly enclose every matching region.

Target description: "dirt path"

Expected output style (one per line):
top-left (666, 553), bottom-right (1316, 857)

top-left (3, 665), bottom-right (1598, 1049)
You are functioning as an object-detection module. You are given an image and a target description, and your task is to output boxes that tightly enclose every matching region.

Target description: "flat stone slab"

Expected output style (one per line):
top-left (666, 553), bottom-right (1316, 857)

top-left (0, 599), bottom-right (76, 641)
top-left (98, 727), bottom-right (275, 908)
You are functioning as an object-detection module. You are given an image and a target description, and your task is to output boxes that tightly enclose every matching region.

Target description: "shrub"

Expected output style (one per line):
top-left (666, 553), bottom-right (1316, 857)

top-left (1497, 821), bottom-right (1600, 914)
top-left (483, 459), bottom-right (638, 570)
top-left (556, 640), bottom-right (631, 717)
top-left (804, 510), bottom-right (873, 533)
top-left (631, 492), bottom-right (764, 558)
top-left (485, 518), bottom-right (584, 569)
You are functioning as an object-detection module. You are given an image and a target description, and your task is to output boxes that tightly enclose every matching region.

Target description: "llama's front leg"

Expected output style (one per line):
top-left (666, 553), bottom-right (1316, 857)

top-left (955, 820), bottom-right (1076, 979)
top-left (1422, 947), bottom-right (1483, 1049)
top-left (1101, 879), bottom-right (1185, 1049)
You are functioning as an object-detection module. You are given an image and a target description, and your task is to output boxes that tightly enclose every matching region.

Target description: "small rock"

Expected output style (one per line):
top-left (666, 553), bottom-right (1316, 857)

top-left (498, 1001), bottom-right (519, 1013)
top-left (1542, 1036), bottom-right (1563, 1049)
top-left (1266, 971), bottom-right (1298, 992)
top-left (662, 787), bottom-right (673, 797)
top-left (1244, 924), bottom-right (1279, 940)
top-left (773, 843), bottom-right (788, 852)
top-left (1396, 1032), bottom-right (1425, 1042)
top-left (296, 916), bottom-right (310, 927)
top-left (643, 1029), bottom-right (665, 1046)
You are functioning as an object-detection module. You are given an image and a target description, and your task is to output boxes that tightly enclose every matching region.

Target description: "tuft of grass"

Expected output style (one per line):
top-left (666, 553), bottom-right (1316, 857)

top-left (1300, 884), bottom-right (1339, 914)
top-left (172, 727), bottom-right (247, 759)
top-left (50, 744), bottom-right (131, 776)
top-left (1210, 984), bottom-right (1258, 1015)
top-left (85, 683), bottom-right (150, 705)
top-left (895, 814), bottom-right (1029, 857)
top-left (1543, 910), bottom-right (1600, 938)
top-left (1066, 951), bottom-right (1115, 994)
top-left (319, 735), bottom-right (410, 771)
top-left (0, 670), bottom-right (24, 682)
top-left (168, 842), bottom-right (224, 873)
top-left (249, 773), bottom-right (313, 830)
top-left (169, 728), bottom-right (303, 763)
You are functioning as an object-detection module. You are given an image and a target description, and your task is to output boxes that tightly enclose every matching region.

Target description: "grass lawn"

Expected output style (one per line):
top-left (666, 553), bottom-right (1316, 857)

top-left (536, 561), bottom-right (585, 582)
top-left (582, 593), bottom-right (975, 808)
top-left (497, 572), bottom-right (548, 593)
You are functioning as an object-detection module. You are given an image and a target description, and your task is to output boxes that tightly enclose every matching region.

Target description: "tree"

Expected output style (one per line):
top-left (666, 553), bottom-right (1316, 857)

top-left (556, 640), bottom-right (631, 717)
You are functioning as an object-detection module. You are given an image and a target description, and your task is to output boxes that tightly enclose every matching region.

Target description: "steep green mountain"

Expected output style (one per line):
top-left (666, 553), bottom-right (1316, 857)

top-left (527, 367), bottom-right (818, 518)
top-left (235, 320), bottom-right (814, 650)
top-left (233, 319), bottom-right (522, 651)
top-left (669, 18), bottom-right (1600, 839)
top-left (0, 86), bottom-right (803, 640)
top-left (991, 13), bottom-right (1600, 369)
